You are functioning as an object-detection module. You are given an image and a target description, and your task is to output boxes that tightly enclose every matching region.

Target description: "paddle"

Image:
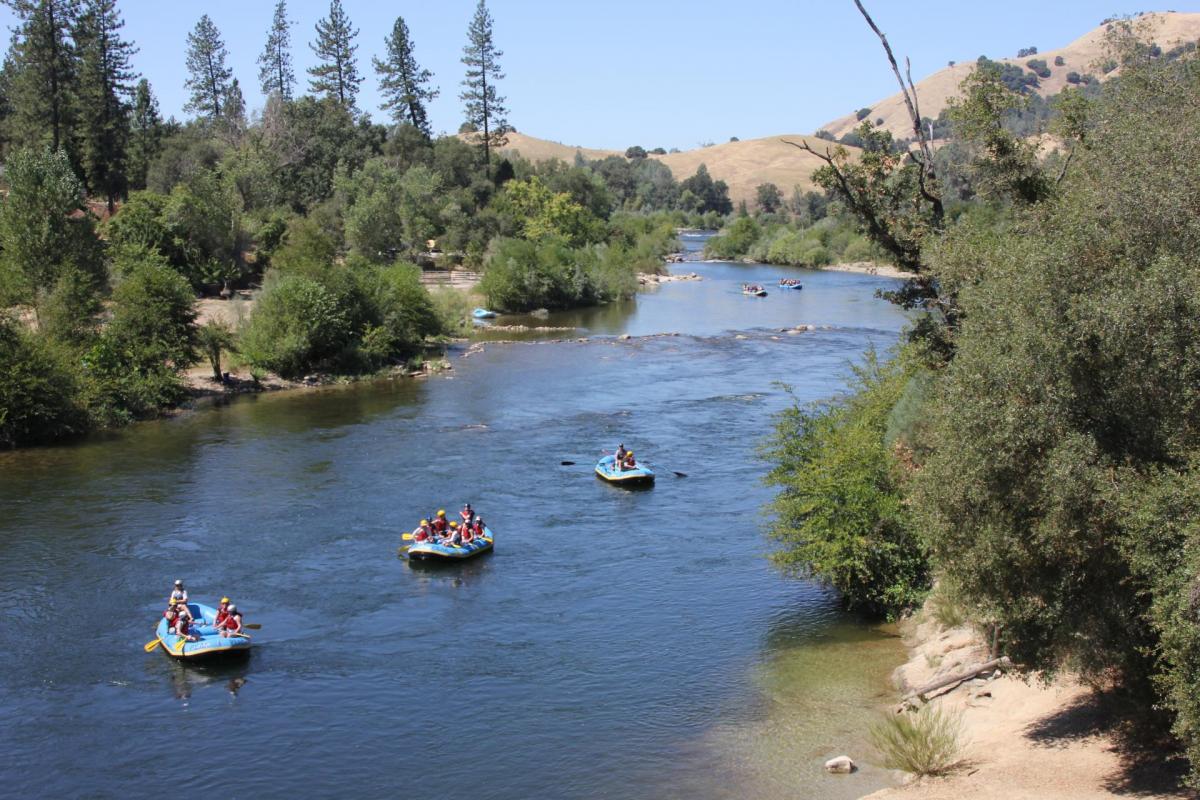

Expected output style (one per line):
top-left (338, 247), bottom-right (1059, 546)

top-left (173, 636), bottom-right (188, 655)
top-left (402, 532), bottom-right (415, 540)
top-left (144, 638), bottom-right (161, 652)
top-left (244, 623), bottom-right (262, 630)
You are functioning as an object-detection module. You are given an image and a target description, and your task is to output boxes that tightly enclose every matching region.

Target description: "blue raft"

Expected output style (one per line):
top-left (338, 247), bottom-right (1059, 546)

top-left (472, 308), bottom-right (498, 319)
top-left (777, 281), bottom-right (803, 290)
top-left (407, 527), bottom-right (495, 561)
top-left (153, 602), bottom-right (251, 660)
top-left (595, 455), bottom-right (656, 486)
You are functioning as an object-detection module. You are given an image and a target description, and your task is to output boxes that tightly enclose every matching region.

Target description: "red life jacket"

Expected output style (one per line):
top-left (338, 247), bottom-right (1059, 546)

top-left (225, 614), bottom-right (242, 634)
top-left (214, 609), bottom-right (230, 628)
top-left (414, 527), bottom-right (430, 542)
top-left (432, 518), bottom-right (448, 533)
top-left (461, 527), bottom-right (474, 543)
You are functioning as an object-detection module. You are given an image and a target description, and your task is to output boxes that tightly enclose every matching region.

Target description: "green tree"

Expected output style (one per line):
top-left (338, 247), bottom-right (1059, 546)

top-left (238, 271), bottom-right (352, 378)
top-left (460, 0), bottom-right (509, 166)
top-left (127, 78), bottom-right (161, 190)
top-left (374, 16), bottom-right (438, 136)
top-left (5, 0), bottom-right (78, 154)
top-left (765, 351), bottom-right (927, 616)
top-left (257, 0), bottom-right (295, 100)
top-left (73, 0), bottom-right (137, 212)
top-left (183, 14), bottom-right (232, 119)
top-left (0, 316), bottom-right (84, 447)
top-left (308, 0), bottom-right (362, 108)
top-left (0, 148), bottom-right (103, 311)
top-left (196, 319), bottom-right (234, 381)
top-left (755, 182), bottom-right (782, 213)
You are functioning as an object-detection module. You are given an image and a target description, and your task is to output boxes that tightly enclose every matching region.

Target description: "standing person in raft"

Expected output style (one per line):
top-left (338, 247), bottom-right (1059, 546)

top-left (170, 579), bottom-right (188, 604)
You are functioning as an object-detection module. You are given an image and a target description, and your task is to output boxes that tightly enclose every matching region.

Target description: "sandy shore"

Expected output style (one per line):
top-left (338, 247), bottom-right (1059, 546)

top-left (822, 261), bottom-right (909, 279)
top-left (861, 615), bottom-right (1190, 800)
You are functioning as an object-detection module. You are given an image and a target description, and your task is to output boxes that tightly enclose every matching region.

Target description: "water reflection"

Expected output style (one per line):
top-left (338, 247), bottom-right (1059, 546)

top-left (161, 654), bottom-right (252, 702)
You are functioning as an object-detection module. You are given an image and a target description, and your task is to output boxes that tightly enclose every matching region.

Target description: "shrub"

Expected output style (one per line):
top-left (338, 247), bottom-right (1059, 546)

top-left (0, 318), bottom-right (84, 447)
top-left (704, 216), bottom-right (761, 260)
top-left (1055, 55), bottom-right (1066, 66)
top-left (870, 706), bottom-right (964, 776)
top-left (1025, 58), bottom-right (1051, 79)
top-left (238, 272), bottom-right (352, 378)
top-left (856, 107), bottom-right (873, 121)
top-left (764, 350), bottom-right (929, 617)
top-left (1066, 71), bottom-right (1082, 84)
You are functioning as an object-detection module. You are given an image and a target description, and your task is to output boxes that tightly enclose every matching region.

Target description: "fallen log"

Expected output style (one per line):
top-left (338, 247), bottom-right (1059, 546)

top-left (903, 657), bottom-right (1012, 702)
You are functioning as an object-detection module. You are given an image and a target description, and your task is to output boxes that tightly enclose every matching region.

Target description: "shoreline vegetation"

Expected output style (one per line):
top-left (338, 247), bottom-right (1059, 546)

top-left (762, 5), bottom-right (1200, 797)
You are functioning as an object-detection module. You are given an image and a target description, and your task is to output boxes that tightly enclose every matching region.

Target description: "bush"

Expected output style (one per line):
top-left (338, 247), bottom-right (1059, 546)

top-left (856, 107), bottom-right (873, 121)
top-left (1066, 71), bottom-right (1082, 84)
top-left (0, 318), bottom-right (84, 447)
top-left (238, 272), bottom-right (352, 378)
top-left (1055, 55), bottom-right (1066, 66)
top-left (1025, 58), bottom-right (1051, 79)
top-left (764, 350), bottom-right (929, 617)
top-left (870, 706), bottom-right (963, 776)
top-left (704, 216), bottom-right (761, 260)
top-left (480, 236), bottom-right (639, 313)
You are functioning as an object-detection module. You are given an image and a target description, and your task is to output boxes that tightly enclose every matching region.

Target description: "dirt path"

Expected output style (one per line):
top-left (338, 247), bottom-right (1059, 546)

top-left (861, 618), bottom-right (1192, 800)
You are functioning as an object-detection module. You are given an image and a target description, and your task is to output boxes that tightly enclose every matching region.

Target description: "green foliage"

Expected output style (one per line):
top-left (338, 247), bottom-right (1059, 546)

top-left (0, 317), bottom-right (84, 447)
top-left (679, 164), bottom-right (733, 215)
top-left (764, 351), bottom-right (929, 617)
top-left (308, 0), bottom-right (362, 108)
top-left (3, 0), bottom-right (77, 155)
top-left (196, 319), bottom-right (235, 381)
top-left (460, 0), bottom-right (508, 164)
top-left (755, 182), bottom-right (782, 214)
top-left (374, 16), bottom-right (438, 135)
top-left (238, 271), bottom-right (352, 378)
top-left (184, 15), bottom-right (233, 118)
top-left (495, 176), bottom-right (602, 247)
top-left (870, 706), bottom-right (963, 776)
top-left (480, 235), bottom-right (647, 313)
top-left (0, 148), bottom-right (104, 307)
top-left (855, 107), bottom-right (872, 121)
top-left (704, 216), bottom-right (760, 260)
top-left (1025, 58), bottom-right (1051, 78)
top-left (257, 1), bottom-right (295, 100)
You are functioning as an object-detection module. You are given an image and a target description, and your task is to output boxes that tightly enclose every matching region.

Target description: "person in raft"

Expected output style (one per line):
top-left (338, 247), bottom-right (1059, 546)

top-left (431, 510), bottom-right (449, 536)
top-left (218, 604), bottom-right (243, 638)
top-left (444, 521), bottom-right (463, 545)
top-left (213, 597), bottom-right (232, 629)
top-left (169, 579), bottom-right (188, 604)
top-left (621, 450), bottom-right (637, 471)
top-left (615, 444), bottom-right (628, 464)
top-left (460, 503), bottom-right (475, 524)
top-left (163, 602), bottom-right (179, 633)
top-left (174, 603), bottom-right (199, 642)
top-left (472, 518), bottom-right (486, 539)
top-left (412, 519), bottom-right (432, 542)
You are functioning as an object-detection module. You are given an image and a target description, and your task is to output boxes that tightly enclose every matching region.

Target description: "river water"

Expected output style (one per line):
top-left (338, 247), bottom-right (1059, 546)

top-left (0, 237), bottom-right (911, 799)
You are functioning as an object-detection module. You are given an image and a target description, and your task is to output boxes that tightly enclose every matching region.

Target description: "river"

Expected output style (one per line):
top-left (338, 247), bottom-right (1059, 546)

top-left (0, 237), bottom-right (911, 799)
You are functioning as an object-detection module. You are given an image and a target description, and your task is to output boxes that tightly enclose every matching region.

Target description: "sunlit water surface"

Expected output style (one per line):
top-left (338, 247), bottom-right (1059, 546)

top-left (0, 238), bottom-right (910, 799)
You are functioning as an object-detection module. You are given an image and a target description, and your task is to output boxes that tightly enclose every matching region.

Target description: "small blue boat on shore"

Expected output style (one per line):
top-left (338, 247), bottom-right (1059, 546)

top-left (595, 455), bottom-right (656, 486)
top-left (473, 308), bottom-right (497, 319)
top-left (152, 602), bottom-right (251, 660)
top-left (407, 528), bottom-right (494, 561)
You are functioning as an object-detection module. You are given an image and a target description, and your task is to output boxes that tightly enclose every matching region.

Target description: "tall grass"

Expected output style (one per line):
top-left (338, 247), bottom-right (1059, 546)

top-left (870, 705), bottom-right (964, 776)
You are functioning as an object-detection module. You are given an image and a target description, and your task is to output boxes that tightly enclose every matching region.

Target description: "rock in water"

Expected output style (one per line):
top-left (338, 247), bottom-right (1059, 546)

top-left (824, 756), bottom-right (856, 774)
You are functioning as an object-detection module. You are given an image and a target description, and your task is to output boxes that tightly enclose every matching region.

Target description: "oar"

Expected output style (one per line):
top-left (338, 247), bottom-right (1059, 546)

top-left (402, 532), bottom-right (415, 540)
top-left (173, 636), bottom-right (188, 655)
top-left (144, 638), bottom-right (161, 652)
top-left (244, 623), bottom-right (262, 630)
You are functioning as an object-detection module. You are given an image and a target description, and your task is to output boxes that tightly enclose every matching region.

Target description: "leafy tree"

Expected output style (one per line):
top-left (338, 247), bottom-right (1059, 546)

top-left (127, 78), bottom-right (162, 190)
top-left (196, 319), bottom-right (234, 381)
top-left (679, 164), bottom-right (732, 215)
top-left (73, 0), bottom-right (137, 211)
top-left (183, 14), bottom-right (232, 119)
top-left (5, 0), bottom-right (77, 154)
top-left (856, 107), bottom-right (872, 121)
top-left (0, 148), bottom-right (103, 311)
top-left (755, 182), bottom-right (782, 213)
top-left (765, 351), bottom-right (928, 617)
top-left (374, 16), bottom-right (438, 136)
top-left (460, 0), bottom-right (508, 165)
top-left (0, 316), bottom-right (83, 447)
top-left (624, 145), bottom-right (647, 160)
top-left (496, 177), bottom-right (599, 247)
top-left (308, 0), bottom-right (362, 108)
top-left (257, 0), bottom-right (295, 100)
top-left (238, 271), bottom-right (352, 378)
top-left (945, 62), bottom-right (1050, 204)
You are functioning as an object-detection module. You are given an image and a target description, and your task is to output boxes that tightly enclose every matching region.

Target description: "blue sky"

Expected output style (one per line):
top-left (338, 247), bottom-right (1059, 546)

top-left (3, 1), bottom-right (1198, 150)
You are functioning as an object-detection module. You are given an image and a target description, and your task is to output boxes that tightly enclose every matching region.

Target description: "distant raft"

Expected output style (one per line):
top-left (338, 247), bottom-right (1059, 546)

top-left (741, 285), bottom-right (768, 297)
top-left (472, 308), bottom-right (498, 319)
top-left (777, 280), bottom-right (803, 290)
top-left (153, 602), bottom-right (251, 660)
top-left (595, 455), bottom-right (656, 486)
top-left (407, 528), bottom-right (495, 561)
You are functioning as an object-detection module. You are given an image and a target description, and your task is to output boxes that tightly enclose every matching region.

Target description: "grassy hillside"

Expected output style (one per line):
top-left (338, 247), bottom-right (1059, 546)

top-left (487, 132), bottom-right (848, 205)
top-left (819, 11), bottom-right (1200, 139)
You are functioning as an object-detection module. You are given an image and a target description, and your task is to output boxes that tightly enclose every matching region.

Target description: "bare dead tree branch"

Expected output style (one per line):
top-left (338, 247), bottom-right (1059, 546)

top-left (852, 0), bottom-right (944, 225)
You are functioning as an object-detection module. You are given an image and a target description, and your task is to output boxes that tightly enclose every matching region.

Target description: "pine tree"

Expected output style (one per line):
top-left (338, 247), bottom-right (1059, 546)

top-left (373, 16), bottom-right (437, 136)
top-left (257, 0), bottom-right (294, 100)
top-left (221, 76), bottom-right (245, 139)
top-left (73, 0), bottom-right (136, 211)
top-left (5, 0), bottom-right (79, 154)
top-left (460, 0), bottom-right (508, 166)
top-left (127, 77), bottom-right (160, 190)
top-left (308, 0), bottom-right (361, 108)
top-left (184, 14), bottom-right (232, 119)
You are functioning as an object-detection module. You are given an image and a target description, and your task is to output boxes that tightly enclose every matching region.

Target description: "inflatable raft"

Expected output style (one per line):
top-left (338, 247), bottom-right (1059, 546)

top-left (472, 308), bottom-right (497, 319)
top-left (407, 528), bottom-right (495, 561)
top-left (777, 281), bottom-right (803, 290)
top-left (153, 602), bottom-right (251, 660)
top-left (595, 455), bottom-right (656, 485)
top-left (741, 287), bottom-right (768, 297)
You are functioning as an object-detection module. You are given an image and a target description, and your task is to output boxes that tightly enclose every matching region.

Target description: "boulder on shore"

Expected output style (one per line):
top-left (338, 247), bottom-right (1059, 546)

top-left (824, 756), bottom-right (856, 774)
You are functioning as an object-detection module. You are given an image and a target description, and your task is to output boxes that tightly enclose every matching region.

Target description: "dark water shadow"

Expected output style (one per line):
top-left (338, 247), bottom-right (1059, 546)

top-left (1023, 689), bottom-right (1194, 796)
top-left (161, 651), bottom-right (252, 701)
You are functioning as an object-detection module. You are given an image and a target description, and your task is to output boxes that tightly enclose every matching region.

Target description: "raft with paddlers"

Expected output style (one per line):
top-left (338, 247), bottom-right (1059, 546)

top-left (595, 454), bottom-right (656, 486)
top-left (741, 284), bottom-right (768, 297)
top-left (406, 527), bottom-right (494, 561)
top-left (148, 602), bottom-right (252, 660)
top-left (777, 279), bottom-right (803, 290)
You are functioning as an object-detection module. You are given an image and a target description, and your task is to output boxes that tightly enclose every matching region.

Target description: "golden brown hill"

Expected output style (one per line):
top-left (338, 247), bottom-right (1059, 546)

top-left (486, 132), bottom-right (850, 205)
top-left (820, 11), bottom-right (1200, 140)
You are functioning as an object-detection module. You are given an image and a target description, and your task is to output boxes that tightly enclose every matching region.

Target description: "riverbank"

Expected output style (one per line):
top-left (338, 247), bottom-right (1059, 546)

top-left (862, 613), bottom-right (1191, 800)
